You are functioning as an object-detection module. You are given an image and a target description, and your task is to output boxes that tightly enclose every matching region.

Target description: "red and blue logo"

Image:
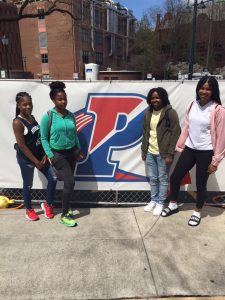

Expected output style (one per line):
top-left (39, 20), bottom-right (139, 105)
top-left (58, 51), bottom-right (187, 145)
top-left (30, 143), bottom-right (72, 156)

top-left (75, 93), bottom-right (147, 182)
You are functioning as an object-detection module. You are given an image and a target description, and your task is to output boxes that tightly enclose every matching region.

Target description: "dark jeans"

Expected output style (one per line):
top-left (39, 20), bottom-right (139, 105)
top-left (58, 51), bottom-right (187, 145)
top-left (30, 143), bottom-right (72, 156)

top-left (52, 148), bottom-right (77, 215)
top-left (170, 146), bottom-right (213, 209)
top-left (17, 154), bottom-right (57, 209)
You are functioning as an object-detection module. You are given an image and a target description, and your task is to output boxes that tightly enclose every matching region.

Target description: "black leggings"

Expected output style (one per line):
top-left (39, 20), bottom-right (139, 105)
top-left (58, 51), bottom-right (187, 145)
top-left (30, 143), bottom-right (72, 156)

top-left (52, 148), bottom-right (76, 215)
top-left (170, 146), bottom-right (213, 209)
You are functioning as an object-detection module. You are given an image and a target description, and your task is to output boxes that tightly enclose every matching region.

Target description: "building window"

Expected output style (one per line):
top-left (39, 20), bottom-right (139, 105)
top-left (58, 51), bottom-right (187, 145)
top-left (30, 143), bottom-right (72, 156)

top-left (117, 55), bottom-right (123, 67)
top-left (39, 32), bottom-right (47, 48)
top-left (82, 28), bottom-right (89, 43)
top-left (94, 8), bottom-right (103, 28)
top-left (81, 2), bottom-right (90, 21)
top-left (82, 50), bottom-right (89, 63)
top-left (96, 52), bottom-right (103, 65)
top-left (116, 37), bottom-right (123, 49)
top-left (94, 32), bottom-right (103, 46)
top-left (42, 74), bottom-right (50, 79)
top-left (37, 9), bottom-right (45, 19)
top-left (161, 44), bottom-right (170, 53)
top-left (214, 53), bottom-right (222, 62)
top-left (118, 17), bottom-right (126, 35)
top-left (196, 42), bottom-right (205, 51)
top-left (41, 54), bottom-right (48, 63)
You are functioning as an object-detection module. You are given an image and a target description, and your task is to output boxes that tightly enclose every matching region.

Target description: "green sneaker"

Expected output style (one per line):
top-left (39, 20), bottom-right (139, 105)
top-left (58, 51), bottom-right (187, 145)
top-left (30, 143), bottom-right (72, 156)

top-left (60, 212), bottom-right (77, 227)
top-left (68, 209), bottom-right (76, 220)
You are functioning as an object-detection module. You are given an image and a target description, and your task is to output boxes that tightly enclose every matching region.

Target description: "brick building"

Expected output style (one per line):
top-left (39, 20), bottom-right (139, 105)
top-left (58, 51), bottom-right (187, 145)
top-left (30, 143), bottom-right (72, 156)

top-left (0, 1), bottom-right (23, 78)
top-left (155, 1), bottom-right (225, 74)
top-left (18, 0), bottom-right (135, 80)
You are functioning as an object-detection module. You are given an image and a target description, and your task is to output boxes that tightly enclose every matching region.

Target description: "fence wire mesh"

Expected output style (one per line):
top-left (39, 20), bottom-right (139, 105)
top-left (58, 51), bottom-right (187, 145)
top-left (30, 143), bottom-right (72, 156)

top-left (1, 188), bottom-right (225, 207)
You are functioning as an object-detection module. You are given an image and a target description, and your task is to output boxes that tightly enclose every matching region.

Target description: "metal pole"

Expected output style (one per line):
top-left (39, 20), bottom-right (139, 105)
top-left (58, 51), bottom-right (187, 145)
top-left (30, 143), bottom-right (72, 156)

top-left (188, 0), bottom-right (198, 80)
top-left (206, 0), bottom-right (214, 71)
top-left (4, 45), bottom-right (10, 79)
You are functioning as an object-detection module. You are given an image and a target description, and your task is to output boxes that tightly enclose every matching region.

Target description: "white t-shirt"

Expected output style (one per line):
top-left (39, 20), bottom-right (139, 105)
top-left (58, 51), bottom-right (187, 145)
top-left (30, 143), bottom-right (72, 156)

top-left (185, 100), bottom-right (213, 150)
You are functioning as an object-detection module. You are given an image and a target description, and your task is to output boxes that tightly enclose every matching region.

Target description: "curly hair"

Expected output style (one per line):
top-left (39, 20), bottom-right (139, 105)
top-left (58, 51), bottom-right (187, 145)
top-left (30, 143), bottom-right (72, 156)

top-left (146, 87), bottom-right (170, 108)
top-left (49, 81), bottom-right (66, 100)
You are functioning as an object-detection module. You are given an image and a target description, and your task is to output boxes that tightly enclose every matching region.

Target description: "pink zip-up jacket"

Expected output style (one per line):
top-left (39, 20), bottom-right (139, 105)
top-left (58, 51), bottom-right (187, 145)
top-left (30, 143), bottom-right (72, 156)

top-left (176, 101), bottom-right (225, 166)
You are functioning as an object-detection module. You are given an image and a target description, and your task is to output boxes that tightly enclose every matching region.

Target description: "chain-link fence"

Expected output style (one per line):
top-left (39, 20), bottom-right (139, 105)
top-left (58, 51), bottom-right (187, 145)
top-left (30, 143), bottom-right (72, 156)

top-left (1, 188), bottom-right (225, 207)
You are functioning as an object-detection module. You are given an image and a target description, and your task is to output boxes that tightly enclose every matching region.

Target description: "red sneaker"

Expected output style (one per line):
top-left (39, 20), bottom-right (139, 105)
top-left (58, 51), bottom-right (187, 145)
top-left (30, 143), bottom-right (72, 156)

top-left (26, 209), bottom-right (39, 221)
top-left (41, 202), bottom-right (54, 219)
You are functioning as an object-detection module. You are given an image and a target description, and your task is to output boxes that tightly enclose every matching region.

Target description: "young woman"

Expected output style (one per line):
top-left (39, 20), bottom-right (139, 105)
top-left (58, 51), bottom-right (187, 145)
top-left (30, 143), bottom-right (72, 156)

top-left (161, 76), bottom-right (225, 226)
top-left (141, 87), bottom-right (180, 216)
top-left (40, 81), bottom-right (81, 227)
top-left (13, 92), bottom-right (57, 221)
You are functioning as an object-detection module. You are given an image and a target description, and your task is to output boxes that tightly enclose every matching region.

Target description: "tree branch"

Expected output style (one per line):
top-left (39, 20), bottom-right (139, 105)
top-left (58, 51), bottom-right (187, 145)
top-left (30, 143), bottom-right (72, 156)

top-left (0, 0), bottom-right (76, 22)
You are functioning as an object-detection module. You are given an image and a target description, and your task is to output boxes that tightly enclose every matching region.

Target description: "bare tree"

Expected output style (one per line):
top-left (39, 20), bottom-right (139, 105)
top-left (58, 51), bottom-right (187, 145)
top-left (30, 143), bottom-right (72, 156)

top-left (0, 0), bottom-right (76, 22)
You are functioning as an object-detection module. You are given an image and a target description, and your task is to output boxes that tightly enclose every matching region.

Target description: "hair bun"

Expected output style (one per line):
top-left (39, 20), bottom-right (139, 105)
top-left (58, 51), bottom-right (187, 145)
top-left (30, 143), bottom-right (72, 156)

top-left (49, 81), bottom-right (66, 91)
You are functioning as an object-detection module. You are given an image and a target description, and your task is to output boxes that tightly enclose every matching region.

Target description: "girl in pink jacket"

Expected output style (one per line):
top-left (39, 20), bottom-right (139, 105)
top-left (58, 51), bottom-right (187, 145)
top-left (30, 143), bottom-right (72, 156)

top-left (161, 76), bottom-right (225, 226)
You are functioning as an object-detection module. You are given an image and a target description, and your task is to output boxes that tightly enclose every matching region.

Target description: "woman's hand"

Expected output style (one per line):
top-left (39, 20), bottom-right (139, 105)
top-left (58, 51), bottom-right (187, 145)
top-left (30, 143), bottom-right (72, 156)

top-left (77, 151), bottom-right (84, 161)
top-left (141, 153), bottom-right (146, 161)
top-left (208, 164), bottom-right (217, 174)
top-left (41, 155), bottom-right (47, 164)
top-left (35, 160), bottom-right (45, 170)
top-left (165, 157), bottom-right (173, 165)
top-left (48, 157), bottom-right (54, 165)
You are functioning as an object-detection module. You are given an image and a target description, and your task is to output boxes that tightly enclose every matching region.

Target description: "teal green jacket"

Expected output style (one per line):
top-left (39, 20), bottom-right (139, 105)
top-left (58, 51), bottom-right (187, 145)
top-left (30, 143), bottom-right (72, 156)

top-left (40, 108), bottom-right (80, 158)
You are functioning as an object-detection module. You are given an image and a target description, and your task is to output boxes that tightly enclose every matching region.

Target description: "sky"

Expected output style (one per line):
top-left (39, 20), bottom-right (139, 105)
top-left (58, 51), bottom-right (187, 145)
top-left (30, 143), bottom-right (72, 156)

top-left (119, 0), bottom-right (165, 20)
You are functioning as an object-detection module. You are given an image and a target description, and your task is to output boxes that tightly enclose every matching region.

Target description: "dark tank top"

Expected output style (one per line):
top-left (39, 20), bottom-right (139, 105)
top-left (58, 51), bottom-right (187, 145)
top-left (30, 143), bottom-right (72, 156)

top-left (14, 115), bottom-right (44, 161)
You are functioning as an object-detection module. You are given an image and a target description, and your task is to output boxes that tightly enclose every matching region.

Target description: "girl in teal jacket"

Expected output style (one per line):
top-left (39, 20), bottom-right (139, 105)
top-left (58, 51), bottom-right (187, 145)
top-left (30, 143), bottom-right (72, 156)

top-left (40, 81), bottom-right (81, 227)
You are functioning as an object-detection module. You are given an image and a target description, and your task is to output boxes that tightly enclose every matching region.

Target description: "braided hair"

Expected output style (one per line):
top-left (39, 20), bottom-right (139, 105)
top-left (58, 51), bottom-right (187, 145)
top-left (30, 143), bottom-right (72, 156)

top-left (49, 81), bottom-right (66, 101)
top-left (15, 92), bottom-right (31, 117)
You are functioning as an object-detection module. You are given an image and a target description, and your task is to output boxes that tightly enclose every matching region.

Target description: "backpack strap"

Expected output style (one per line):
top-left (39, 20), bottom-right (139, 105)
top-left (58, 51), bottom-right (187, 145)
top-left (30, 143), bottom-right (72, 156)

top-left (188, 101), bottom-right (194, 113)
top-left (47, 110), bottom-right (52, 140)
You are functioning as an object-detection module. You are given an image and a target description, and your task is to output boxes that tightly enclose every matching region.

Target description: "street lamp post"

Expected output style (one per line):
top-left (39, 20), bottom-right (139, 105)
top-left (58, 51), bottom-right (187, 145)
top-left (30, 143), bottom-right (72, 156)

top-left (23, 56), bottom-right (27, 79)
top-left (1, 35), bottom-right (10, 79)
top-left (188, 0), bottom-right (198, 80)
top-left (188, 0), bottom-right (225, 79)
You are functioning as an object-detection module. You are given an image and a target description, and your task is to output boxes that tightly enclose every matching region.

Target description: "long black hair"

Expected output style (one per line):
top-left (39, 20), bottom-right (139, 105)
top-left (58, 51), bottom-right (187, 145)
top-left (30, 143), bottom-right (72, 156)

top-left (196, 76), bottom-right (221, 104)
top-left (146, 87), bottom-right (170, 108)
top-left (15, 92), bottom-right (31, 117)
top-left (49, 81), bottom-right (66, 100)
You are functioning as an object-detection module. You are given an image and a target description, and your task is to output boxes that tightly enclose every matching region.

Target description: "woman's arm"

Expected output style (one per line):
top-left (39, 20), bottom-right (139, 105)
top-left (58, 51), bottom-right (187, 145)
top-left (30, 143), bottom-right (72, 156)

top-left (74, 116), bottom-right (81, 149)
top-left (211, 107), bottom-right (225, 167)
top-left (166, 109), bottom-right (181, 160)
top-left (13, 119), bottom-right (44, 169)
top-left (141, 111), bottom-right (148, 161)
top-left (40, 113), bottom-right (54, 159)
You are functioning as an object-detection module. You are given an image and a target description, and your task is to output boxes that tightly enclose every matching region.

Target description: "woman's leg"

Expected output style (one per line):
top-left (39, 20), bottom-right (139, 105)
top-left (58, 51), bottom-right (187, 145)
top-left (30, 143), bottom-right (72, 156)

top-left (146, 153), bottom-right (159, 203)
top-left (169, 147), bottom-right (196, 202)
top-left (52, 152), bottom-right (75, 215)
top-left (17, 155), bottom-right (34, 209)
top-left (195, 150), bottom-right (214, 210)
top-left (161, 147), bottom-right (196, 217)
top-left (157, 155), bottom-right (169, 205)
top-left (39, 164), bottom-right (57, 206)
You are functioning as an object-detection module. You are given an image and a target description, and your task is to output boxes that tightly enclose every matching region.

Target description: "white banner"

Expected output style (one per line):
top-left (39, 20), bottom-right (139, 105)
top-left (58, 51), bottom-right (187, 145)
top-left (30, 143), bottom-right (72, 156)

top-left (1, 80), bottom-right (225, 191)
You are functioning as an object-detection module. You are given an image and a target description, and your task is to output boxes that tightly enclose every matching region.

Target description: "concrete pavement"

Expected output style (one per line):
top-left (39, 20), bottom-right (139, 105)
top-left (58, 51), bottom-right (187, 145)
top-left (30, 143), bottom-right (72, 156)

top-left (0, 203), bottom-right (225, 300)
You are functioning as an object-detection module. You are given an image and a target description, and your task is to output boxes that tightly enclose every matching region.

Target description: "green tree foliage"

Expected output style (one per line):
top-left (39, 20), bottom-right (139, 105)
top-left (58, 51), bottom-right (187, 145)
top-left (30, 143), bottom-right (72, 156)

top-left (128, 13), bottom-right (160, 79)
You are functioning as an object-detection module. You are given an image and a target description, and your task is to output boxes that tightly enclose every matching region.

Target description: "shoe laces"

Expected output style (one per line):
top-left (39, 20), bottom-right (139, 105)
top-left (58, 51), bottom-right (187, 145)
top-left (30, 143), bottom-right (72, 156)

top-left (46, 205), bottom-right (53, 214)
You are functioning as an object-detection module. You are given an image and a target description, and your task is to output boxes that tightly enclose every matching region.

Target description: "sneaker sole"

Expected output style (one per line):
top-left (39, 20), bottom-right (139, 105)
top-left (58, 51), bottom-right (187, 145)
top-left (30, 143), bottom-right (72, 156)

top-left (144, 207), bottom-right (155, 212)
top-left (41, 203), bottom-right (54, 219)
top-left (25, 214), bottom-right (39, 221)
top-left (59, 220), bottom-right (77, 227)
